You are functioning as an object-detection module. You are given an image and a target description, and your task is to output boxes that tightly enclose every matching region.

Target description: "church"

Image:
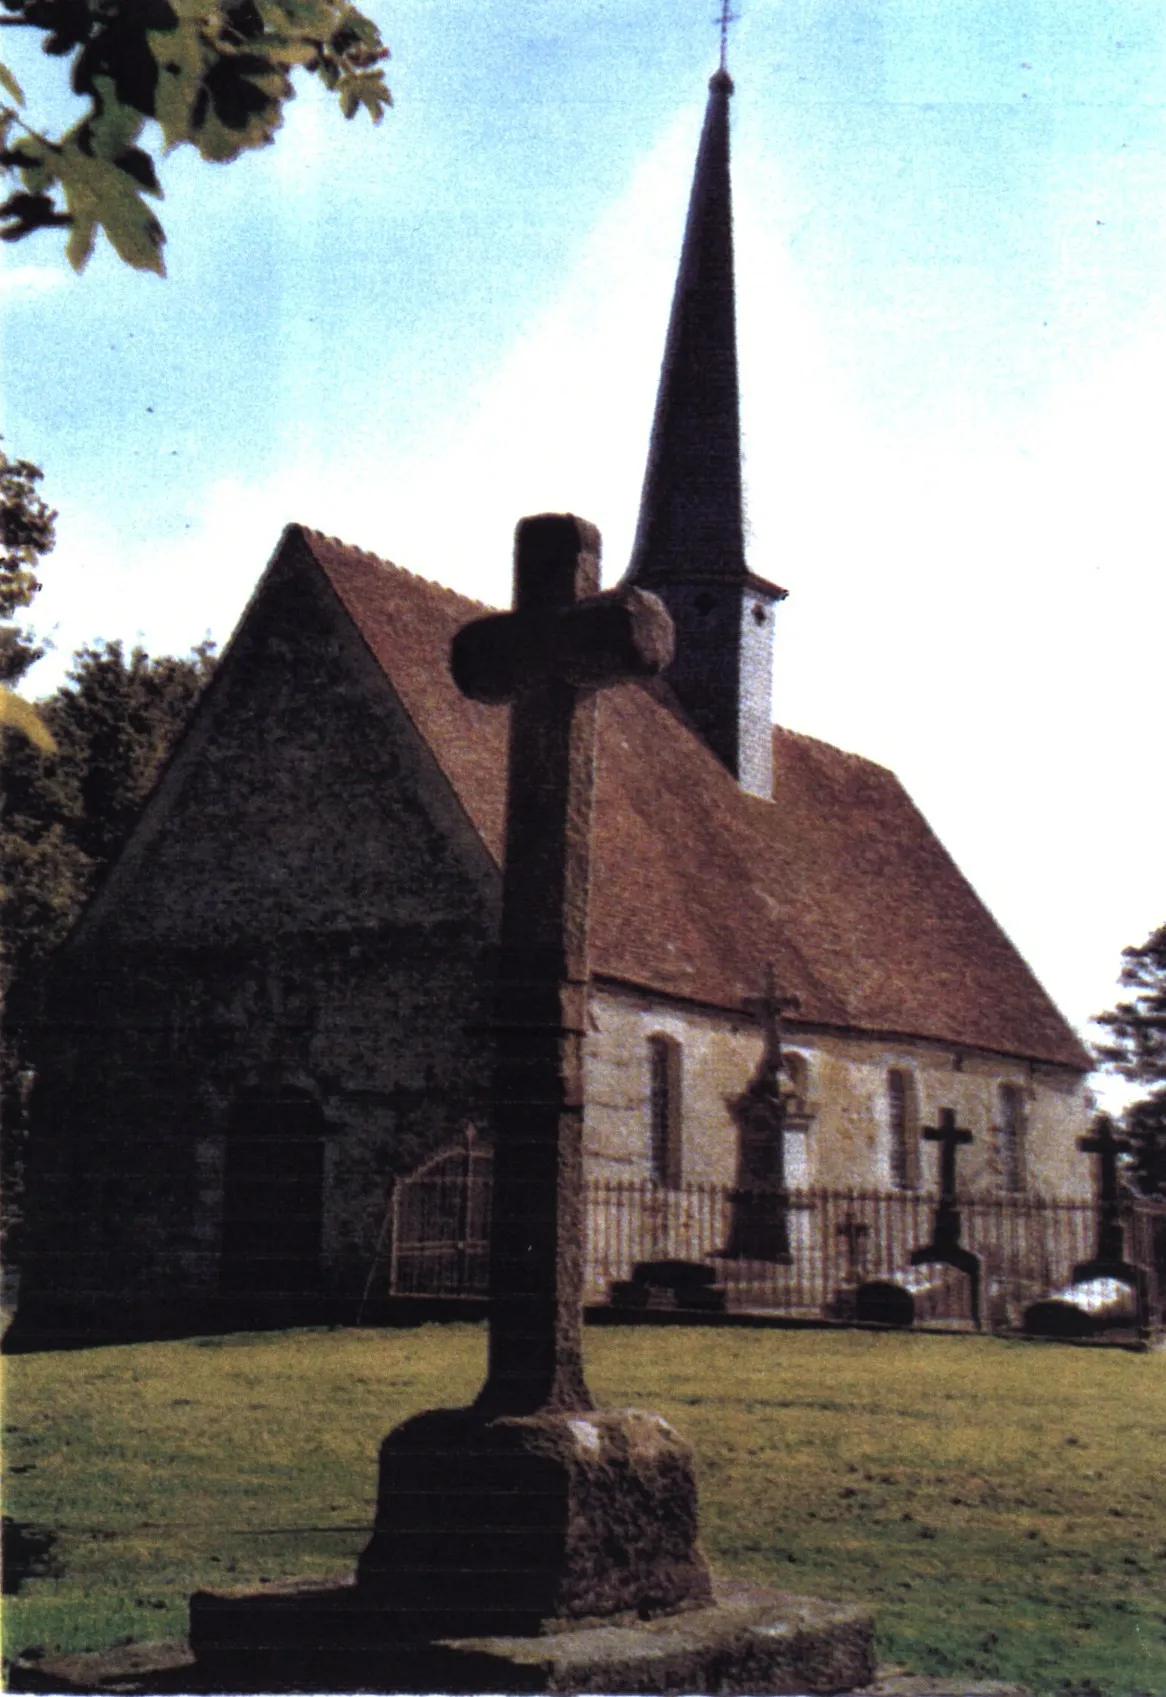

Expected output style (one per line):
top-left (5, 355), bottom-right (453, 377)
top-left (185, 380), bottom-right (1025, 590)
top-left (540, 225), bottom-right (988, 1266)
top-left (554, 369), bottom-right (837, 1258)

top-left (11, 68), bottom-right (1093, 1341)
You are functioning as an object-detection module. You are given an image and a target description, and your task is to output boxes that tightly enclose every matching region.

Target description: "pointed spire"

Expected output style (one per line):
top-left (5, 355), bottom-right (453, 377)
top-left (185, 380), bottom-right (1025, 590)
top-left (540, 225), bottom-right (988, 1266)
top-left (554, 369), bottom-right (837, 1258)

top-left (627, 68), bottom-right (745, 589)
top-left (623, 64), bottom-right (785, 799)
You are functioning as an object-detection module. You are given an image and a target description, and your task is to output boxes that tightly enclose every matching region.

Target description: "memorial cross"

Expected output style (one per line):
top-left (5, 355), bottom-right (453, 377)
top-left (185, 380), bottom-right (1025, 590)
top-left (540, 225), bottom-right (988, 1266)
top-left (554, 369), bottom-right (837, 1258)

top-left (913, 1107), bottom-right (980, 1324)
top-left (743, 965), bottom-right (801, 1106)
top-left (923, 1107), bottom-right (973, 1212)
top-left (1079, 1115), bottom-right (1132, 1266)
top-left (451, 514), bottom-right (673, 1417)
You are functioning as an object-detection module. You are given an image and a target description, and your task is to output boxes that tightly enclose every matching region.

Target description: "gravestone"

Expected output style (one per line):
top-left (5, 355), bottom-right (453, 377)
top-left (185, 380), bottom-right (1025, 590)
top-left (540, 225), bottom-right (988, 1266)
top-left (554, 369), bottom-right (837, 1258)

top-left (610, 1257), bottom-right (728, 1312)
top-left (721, 970), bottom-right (801, 1262)
top-left (909, 1108), bottom-right (982, 1327)
top-left (854, 1109), bottom-right (981, 1329)
top-left (187, 517), bottom-right (876, 1694)
top-left (826, 1214), bottom-right (871, 1321)
top-left (1025, 1115), bottom-right (1148, 1338)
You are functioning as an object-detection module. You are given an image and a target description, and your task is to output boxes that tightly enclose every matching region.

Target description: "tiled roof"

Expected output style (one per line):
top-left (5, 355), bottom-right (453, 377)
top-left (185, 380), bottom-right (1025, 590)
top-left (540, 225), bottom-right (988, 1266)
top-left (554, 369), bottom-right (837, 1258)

top-left (302, 526), bottom-right (1090, 1071)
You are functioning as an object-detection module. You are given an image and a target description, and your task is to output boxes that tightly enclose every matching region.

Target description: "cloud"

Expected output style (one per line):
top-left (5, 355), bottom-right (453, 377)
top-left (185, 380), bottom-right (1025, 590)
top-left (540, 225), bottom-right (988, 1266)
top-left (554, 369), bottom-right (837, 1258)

top-left (0, 264), bottom-right (67, 299)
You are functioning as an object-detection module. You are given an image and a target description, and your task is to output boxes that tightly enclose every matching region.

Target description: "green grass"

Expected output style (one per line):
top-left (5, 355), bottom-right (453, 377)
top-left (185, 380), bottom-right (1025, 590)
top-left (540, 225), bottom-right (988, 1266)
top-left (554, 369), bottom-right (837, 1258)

top-left (3, 1325), bottom-right (1165, 1693)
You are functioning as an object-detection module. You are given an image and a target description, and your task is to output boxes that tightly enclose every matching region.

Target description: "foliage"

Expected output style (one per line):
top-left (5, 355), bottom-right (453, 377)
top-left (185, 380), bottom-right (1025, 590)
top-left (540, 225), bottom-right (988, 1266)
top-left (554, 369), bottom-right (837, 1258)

top-left (1, 636), bottom-right (215, 991)
top-left (0, 444), bottom-right (56, 687)
top-left (1095, 922), bottom-right (1166, 1195)
top-left (3, 1326), bottom-right (1165, 1694)
top-left (0, 0), bottom-right (391, 274)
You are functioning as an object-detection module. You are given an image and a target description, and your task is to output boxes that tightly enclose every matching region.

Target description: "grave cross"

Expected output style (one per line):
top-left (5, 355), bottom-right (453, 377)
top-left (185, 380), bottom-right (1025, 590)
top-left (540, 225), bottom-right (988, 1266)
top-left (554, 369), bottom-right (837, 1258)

top-left (923, 1107), bottom-right (973, 1213)
top-left (742, 963), bottom-right (801, 1114)
top-left (451, 514), bottom-right (673, 1417)
top-left (913, 1107), bottom-right (980, 1324)
top-left (836, 1214), bottom-right (870, 1285)
top-left (1079, 1115), bottom-right (1132, 1266)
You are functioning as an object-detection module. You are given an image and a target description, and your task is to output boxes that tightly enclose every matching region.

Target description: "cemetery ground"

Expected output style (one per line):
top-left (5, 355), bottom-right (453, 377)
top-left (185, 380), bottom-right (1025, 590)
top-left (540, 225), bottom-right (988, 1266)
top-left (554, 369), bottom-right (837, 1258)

top-left (2, 1325), bottom-right (1164, 1696)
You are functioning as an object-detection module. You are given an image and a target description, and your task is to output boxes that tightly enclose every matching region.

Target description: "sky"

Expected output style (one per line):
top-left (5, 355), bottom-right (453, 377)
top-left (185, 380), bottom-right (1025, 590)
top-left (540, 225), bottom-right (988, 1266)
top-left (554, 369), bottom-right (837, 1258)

top-left (2, 0), bottom-right (1164, 1095)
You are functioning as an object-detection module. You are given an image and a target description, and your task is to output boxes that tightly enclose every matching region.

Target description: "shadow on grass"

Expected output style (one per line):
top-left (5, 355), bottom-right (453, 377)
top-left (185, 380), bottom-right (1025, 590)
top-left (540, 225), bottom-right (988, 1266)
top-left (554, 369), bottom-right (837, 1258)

top-left (2, 1519), bottom-right (62, 1594)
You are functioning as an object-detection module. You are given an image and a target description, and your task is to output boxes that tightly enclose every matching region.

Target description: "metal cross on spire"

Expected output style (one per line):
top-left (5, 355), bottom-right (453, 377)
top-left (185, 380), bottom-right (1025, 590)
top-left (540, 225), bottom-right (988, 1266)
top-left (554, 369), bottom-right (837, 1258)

top-left (716, 0), bottom-right (739, 71)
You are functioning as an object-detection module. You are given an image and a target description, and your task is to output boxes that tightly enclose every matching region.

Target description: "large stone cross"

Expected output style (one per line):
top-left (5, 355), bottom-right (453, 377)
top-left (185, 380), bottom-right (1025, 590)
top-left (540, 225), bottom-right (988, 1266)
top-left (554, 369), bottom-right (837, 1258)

top-left (451, 513), bottom-right (673, 1416)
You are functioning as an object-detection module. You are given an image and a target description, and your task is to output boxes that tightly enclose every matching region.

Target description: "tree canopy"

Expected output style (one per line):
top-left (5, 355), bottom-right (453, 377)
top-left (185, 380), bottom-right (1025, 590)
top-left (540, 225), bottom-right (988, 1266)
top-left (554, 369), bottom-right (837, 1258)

top-left (1094, 922), bottom-right (1166, 1196)
top-left (0, 0), bottom-right (391, 274)
top-left (1, 636), bottom-right (216, 990)
top-left (1, 444), bottom-right (55, 684)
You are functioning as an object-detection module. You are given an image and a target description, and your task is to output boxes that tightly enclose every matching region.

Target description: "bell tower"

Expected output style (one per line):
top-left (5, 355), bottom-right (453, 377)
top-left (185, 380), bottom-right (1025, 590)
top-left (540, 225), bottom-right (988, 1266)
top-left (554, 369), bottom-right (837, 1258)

top-left (623, 64), bottom-right (785, 798)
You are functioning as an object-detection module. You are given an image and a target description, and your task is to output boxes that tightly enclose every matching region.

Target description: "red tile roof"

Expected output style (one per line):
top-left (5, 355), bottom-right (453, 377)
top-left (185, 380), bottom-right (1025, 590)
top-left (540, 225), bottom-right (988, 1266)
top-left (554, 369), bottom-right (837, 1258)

top-left (302, 526), bottom-right (1090, 1072)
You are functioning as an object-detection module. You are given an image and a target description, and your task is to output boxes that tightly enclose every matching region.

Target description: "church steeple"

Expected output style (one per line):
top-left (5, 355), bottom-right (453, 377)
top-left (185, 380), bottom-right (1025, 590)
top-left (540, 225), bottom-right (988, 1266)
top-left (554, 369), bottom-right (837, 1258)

top-left (625, 65), bottom-right (786, 799)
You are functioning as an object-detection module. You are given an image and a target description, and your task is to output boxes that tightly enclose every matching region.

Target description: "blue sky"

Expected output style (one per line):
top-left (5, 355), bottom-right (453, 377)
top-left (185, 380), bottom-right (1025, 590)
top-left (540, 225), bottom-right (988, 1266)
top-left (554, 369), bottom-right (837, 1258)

top-left (2, 0), bottom-right (1164, 1082)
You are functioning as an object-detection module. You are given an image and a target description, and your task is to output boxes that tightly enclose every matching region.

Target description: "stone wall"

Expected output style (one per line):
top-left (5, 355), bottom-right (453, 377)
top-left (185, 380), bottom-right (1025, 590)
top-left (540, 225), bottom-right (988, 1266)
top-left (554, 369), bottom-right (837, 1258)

top-left (17, 550), bottom-right (501, 1324)
top-left (585, 981), bottom-right (1092, 1200)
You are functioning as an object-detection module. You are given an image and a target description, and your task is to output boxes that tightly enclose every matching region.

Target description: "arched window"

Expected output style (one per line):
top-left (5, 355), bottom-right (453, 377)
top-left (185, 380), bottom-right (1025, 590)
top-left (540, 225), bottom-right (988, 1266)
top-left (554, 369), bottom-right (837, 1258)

top-left (887, 1069), bottom-right (918, 1190)
top-left (997, 1084), bottom-right (1026, 1193)
top-left (648, 1035), bottom-right (683, 1189)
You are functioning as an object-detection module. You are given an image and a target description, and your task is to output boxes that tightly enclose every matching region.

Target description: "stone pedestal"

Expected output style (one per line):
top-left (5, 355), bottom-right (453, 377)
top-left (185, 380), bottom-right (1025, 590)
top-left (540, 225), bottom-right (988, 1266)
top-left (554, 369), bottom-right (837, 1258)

top-left (192, 1404), bottom-right (712, 1671)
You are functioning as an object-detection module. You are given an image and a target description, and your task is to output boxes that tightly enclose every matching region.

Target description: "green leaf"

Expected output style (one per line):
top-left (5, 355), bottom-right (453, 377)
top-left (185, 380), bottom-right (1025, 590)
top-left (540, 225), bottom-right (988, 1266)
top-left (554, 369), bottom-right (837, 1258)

top-left (336, 68), bottom-right (389, 122)
top-left (88, 77), bottom-right (150, 166)
top-left (55, 136), bottom-right (165, 275)
top-left (148, 18), bottom-right (210, 151)
top-left (0, 61), bottom-right (25, 108)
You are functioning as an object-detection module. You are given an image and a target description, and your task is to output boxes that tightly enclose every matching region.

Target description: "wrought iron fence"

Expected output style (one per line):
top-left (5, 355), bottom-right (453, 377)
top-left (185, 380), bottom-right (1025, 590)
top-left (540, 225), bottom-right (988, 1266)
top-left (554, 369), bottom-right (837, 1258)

top-left (384, 1150), bottom-right (1163, 1332)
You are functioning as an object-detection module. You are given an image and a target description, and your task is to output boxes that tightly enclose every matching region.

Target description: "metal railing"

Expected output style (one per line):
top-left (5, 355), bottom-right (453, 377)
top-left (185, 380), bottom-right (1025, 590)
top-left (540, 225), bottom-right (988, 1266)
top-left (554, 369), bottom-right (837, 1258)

top-left (384, 1149), bottom-right (1163, 1332)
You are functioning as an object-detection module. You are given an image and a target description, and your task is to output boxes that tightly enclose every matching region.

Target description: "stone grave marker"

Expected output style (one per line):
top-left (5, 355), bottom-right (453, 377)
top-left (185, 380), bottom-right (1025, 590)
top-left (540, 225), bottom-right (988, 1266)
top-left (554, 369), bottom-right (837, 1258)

top-left (722, 970), bottom-right (801, 1262)
top-left (855, 1109), bottom-right (981, 1329)
top-left (1025, 1115), bottom-right (1148, 1338)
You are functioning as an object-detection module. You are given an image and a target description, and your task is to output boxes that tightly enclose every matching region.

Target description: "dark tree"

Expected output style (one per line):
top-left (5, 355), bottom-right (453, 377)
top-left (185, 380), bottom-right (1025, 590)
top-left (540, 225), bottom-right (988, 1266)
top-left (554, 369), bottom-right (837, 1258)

top-left (1, 637), bottom-right (215, 989)
top-left (0, 445), bottom-right (55, 686)
top-left (0, 0), bottom-right (391, 274)
top-left (1094, 922), bottom-right (1166, 1196)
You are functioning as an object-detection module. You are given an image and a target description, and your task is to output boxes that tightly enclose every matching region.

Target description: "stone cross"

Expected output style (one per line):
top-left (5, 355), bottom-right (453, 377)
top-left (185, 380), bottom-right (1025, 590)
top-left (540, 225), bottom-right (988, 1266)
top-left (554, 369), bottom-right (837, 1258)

top-left (912, 1108), bottom-right (980, 1325)
top-left (923, 1107), bottom-right (973, 1214)
top-left (743, 967), bottom-right (801, 1102)
top-left (451, 513), bottom-right (673, 1416)
top-left (1079, 1114), bottom-right (1132, 1267)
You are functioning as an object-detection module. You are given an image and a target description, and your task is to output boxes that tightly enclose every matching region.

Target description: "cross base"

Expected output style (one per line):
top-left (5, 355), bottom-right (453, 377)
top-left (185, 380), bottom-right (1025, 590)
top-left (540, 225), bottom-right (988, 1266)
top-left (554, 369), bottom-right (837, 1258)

top-left (191, 1405), bottom-right (712, 1669)
top-left (182, 1575), bottom-right (874, 1696)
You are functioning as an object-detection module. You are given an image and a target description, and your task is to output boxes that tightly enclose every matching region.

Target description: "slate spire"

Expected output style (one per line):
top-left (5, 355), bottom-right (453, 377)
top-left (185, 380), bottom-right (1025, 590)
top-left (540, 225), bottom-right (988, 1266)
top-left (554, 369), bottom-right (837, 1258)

top-left (626, 67), bottom-right (785, 799)
top-left (629, 67), bottom-right (745, 589)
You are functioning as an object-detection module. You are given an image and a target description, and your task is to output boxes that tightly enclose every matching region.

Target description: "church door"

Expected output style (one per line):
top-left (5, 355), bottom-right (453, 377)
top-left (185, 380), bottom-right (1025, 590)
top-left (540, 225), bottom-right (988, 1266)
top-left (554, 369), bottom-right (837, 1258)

top-left (219, 1089), bottom-right (326, 1321)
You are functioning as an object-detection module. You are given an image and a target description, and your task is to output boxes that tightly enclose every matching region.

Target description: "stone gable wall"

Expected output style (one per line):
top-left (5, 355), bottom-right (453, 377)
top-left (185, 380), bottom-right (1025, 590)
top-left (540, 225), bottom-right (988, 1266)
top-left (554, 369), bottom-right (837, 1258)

top-left (19, 553), bottom-right (500, 1322)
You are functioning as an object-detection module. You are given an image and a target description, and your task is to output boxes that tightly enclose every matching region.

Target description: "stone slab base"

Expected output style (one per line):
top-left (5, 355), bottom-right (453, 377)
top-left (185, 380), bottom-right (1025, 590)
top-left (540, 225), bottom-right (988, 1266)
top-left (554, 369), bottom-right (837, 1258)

top-left (7, 1633), bottom-right (1039, 1697)
top-left (16, 1576), bottom-right (872, 1694)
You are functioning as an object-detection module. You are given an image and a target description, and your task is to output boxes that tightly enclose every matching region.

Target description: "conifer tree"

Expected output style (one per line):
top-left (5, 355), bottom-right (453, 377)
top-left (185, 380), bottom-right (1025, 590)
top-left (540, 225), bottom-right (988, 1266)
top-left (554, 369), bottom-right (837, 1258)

top-left (1095, 923), bottom-right (1166, 1196)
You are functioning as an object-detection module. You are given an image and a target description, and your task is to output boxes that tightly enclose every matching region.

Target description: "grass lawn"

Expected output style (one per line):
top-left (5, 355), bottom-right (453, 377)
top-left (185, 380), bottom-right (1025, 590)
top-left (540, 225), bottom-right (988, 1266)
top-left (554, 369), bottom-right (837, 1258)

top-left (3, 1324), bottom-right (1165, 1693)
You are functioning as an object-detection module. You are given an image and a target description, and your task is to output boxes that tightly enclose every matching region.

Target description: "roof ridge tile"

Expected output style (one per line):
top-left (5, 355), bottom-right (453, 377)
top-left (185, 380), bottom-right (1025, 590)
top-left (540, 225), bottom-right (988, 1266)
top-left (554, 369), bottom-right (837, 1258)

top-left (297, 523), bottom-right (497, 615)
